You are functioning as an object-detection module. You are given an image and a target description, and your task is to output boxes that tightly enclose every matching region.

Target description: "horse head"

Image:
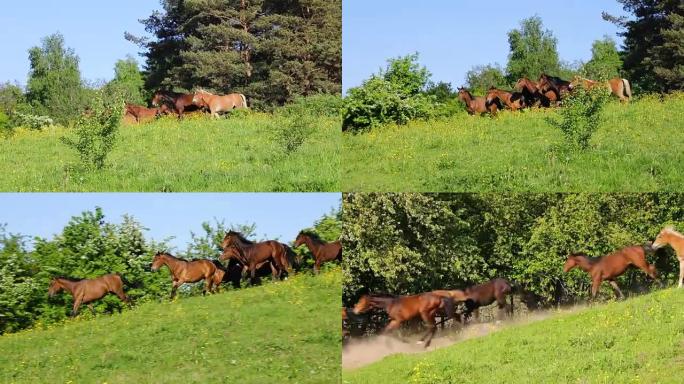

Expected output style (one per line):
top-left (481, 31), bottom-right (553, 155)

top-left (653, 226), bottom-right (682, 249)
top-left (352, 295), bottom-right (372, 315)
top-left (151, 252), bottom-right (168, 271)
top-left (563, 253), bottom-right (586, 272)
top-left (47, 278), bottom-right (63, 297)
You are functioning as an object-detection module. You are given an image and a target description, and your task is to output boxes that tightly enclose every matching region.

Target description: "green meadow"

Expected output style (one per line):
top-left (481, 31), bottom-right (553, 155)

top-left (343, 287), bottom-right (684, 384)
top-left (0, 269), bottom-right (341, 384)
top-left (0, 113), bottom-right (339, 192)
top-left (343, 94), bottom-right (684, 192)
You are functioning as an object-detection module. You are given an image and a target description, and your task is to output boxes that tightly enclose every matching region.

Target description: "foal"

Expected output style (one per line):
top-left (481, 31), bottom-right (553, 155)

top-left (652, 227), bottom-right (684, 288)
top-left (48, 274), bottom-right (129, 316)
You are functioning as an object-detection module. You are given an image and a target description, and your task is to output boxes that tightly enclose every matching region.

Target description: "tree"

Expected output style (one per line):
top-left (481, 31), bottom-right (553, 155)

top-left (505, 16), bottom-right (561, 82)
top-left (582, 37), bottom-right (623, 80)
top-left (26, 33), bottom-right (86, 124)
top-left (106, 57), bottom-right (147, 105)
top-left (465, 64), bottom-right (509, 94)
top-left (604, 0), bottom-right (684, 92)
top-left (0, 82), bottom-right (25, 116)
top-left (381, 53), bottom-right (431, 96)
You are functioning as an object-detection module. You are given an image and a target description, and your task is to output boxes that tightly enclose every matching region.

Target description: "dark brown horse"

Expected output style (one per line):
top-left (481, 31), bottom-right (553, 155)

top-left (353, 292), bottom-right (456, 348)
top-left (538, 73), bottom-right (572, 102)
top-left (563, 246), bottom-right (657, 300)
top-left (485, 88), bottom-right (526, 111)
top-left (435, 278), bottom-right (513, 323)
top-left (514, 77), bottom-right (556, 107)
top-left (294, 231), bottom-right (342, 274)
top-left (124, 103), bottom-right (168, 123)
top-left (151, 252), bottom-right (221, 298)
top-left (458, 87), bottom-right (499, 116)
top-left (48, 274), bottom-right (129, 316)
top-left (151, 90), bottom-right (200, 118)
top-left (221, 231), bottom-right (292, 284)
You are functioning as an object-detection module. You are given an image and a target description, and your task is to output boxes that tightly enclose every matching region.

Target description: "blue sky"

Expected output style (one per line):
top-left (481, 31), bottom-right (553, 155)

top-left (343, 1), bottom-right (630, 92)
top-left (0, 193), bottom-right (341, 250)
top-left (0, 0), bottom-right (161, 86)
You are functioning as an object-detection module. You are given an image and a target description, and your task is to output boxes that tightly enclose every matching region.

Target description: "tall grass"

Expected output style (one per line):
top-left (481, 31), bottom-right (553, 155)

top-left (0, 113), bottom-right (340, 192)
top-left (343, 94), bottom-right (684, 192)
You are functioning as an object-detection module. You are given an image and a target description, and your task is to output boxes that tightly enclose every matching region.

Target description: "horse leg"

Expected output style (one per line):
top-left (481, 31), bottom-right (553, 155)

top-left (269, 262), bottom-right (279, 281)
top-left (419, 311), bottom-right (437, 348)
top-left (314, 259), bottom-right (322, 275)
top-left (171, 280), bottom-right (181, 299)
top-left (203, 278), bottom-right (211, 295)
top-left (71, 295), bottom-right (84, 317)
top-left (381, 320), bottom-right (402, 343)
top-left (591, 276), bottom-right (602, 301)
top-left (250, 264), bottom-right (257, 285)
top-left (608, 280), bottom-right (625, 300)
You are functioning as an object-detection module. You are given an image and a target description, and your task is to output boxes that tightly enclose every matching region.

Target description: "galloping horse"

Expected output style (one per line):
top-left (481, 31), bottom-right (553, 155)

top-left (538, 73), bottom-right (572, 102)
top-left (192, 89), bottom-right (248, 118)
top-left (124, 103), bottom-right (168, 123)
top-left (485, 88), bottom-right (526, 111)
top-left (151, 90), bottom-right (200, 118)
top-left (294, 231), bottom-right (342, 274)
top-left (563, 245), bottom-right (657, 300)
top-left (151, 252), bottom-right (221, 298)
top-left (458, 87), bottom-right (499, 115)
top-left (219, 244), bottom-right (286, 282)
top-left (652, 227), bottom-right (684, 288)
top-left (48, 274), bottom-right (129, 316)
top-left (220, 231), bottom-right (292, 284)
top-left (515, 77), bottom-right (556, 107)
top-left (434, 278), bottom-right (514, 322)
top-left (352, 292), bottom-right (456, 348)
top-left (571, 76), bottom-right (632, 102)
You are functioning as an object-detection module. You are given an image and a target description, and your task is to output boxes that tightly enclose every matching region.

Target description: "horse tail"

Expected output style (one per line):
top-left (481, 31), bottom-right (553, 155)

top-left (240, 93), bottom-right (248, 109)
top-left (118, 273), bottom-right (142, 289)
top-left (622, 79), bottom-right (632, 100)
top-left (282, 243), bottom-right (296, 270)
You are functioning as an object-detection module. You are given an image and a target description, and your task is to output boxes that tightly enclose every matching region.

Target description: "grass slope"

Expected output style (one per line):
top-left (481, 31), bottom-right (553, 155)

top-left (0, 270), bottom-right (341, 384)
top-left (0, 114), bottom-right (339, 192)
top-left (343, 94), bottom-right (684, 192)
top-left (343, 288), bottom-right (684, 384)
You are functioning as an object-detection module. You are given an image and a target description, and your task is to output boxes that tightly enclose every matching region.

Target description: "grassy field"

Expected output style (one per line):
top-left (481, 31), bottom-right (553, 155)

top-left (0, 113), bottom-right (339, 192)
top-left (343, 288), bottom-right (684, 383)
top-left (0, 269), bottom-right (341, 384)
top-left (343, 94), bottom-right (684, 192)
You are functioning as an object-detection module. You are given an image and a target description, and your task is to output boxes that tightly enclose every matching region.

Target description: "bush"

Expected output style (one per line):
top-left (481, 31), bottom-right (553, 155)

top-left (12, 112), bottom-right (54, 130)
top-left (61, 92), bottom-right (123, 170)
top-left (546, 86), bottom-right (611, 150)
top-left (272, 113), bottom-right (316, 153)
top-left (282, 94), bottom-right (343, 118)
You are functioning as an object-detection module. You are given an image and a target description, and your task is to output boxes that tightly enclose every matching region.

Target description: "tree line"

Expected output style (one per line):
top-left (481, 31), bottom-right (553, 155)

top-left (0, 206), bottom-right (341, 335)
top-left (342, 193), bottom-right (684, 307)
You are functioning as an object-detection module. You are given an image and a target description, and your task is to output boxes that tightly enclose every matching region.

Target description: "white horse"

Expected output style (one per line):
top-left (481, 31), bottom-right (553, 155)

top-left (652, 226), bottom-right (684, 288)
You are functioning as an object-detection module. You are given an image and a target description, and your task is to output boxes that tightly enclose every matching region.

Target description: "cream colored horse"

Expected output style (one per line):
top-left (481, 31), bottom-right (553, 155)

top-left (652, 226), bottom-right (684, 288)
top-left (571, 76), bottom-right (632, 103)
top-left (192, 89), bottom-right (248, 118)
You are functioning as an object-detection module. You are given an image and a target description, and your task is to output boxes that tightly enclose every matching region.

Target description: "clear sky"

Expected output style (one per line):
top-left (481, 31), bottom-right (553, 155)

top-left (343, 0), bottom-right (630, 92)
top-left (0, 0), bottom-right (161, 86)
top-left (0, 193), bottom-right (341, 250)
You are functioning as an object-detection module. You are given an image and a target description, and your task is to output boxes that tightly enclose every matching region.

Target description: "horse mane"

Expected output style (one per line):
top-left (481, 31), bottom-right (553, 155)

top-left (663, 226), bottom-right (684, 238)
top-left (156, 251), bottom-right (189, 262)
top-left (569, 253), bottom-right (600, 264)
top-left (53, 276), bottom-right (82, 282)
top-left (299, 230), bottom-right (325, 244)
top-left (226, 231), bottom-right (255, 245)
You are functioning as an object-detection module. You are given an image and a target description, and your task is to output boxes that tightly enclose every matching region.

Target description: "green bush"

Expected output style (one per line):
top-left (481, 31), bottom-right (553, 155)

top-left (0, 111), bottom-right (9, 135)
top-left (282, 94), bottom-right (343, 118)
top-left (272, 113), bottom-right (316, 153)
top-left (12, 112), bottom-right (54, 130)
top-left (546, 86), bottom-right (611, 150)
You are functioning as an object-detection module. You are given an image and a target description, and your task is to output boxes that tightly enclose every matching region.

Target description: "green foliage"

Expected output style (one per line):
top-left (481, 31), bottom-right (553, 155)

top-left (506, 16), bottom-right (561, 82)
top-left (0, 112), bottom-right (9, 135)
top-left (105, 56), bottom-right (146, 105)
top-left (61, 92), bottom-right (123, 170)
top-left (272, 113), bottom-right (316, 153)
top-left (26, 33), bottom-right (87, 125)
top-left (581, 37), bottom-right (623, 80)
top-left (545, 86), bottom-right (611, 150)
top-left (281, 94), bottom-right (343, 118)
top-left (12, 112), bottom-right (54, 130)
top-left (382, 53), bottom-right (431, 96)
top-left (0, 82), bottom-right (25, 116)
top-left (465, 64), bottom-right (510, 94)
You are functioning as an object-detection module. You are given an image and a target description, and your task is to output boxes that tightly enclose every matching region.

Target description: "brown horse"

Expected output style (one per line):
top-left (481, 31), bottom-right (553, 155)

top-left (294, 231), bottom-right (342, 274)
top-left (48, 274), bottom-right (129, 316)
top-left (571, 76), bottom-right (632, 102)
top-left (434, 278), bottom-right (514, 322)
top-left (192, 89), bottom-right (248, 118)
top-left (219, 244), bottom-right (286, 282)
top-left (458, 87), bottom-right (499, 116)
top-left (352, 292), bottom-right (456, 347)
top-left (563, 246), bottom-right (657, 300)
top-left (151, 90), bottom-right (201, 118)
top-left (538, 73), bottom-right (572, 102)
top-left (514, 77), bottom-right (556, 107)
top-left (151, 252), bottom-right (221, 298)
top-left (220, 231), bottom-right (292, 284)
top-left (485, 88), bottom-right (526, 111)
top-left (124, 103), bottom-right (168, 123)
top-left (652, 227), bottom-right (684, 288)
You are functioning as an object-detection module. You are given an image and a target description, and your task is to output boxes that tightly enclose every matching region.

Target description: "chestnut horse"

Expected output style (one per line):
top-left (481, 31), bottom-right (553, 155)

top-left (220, 231), bottom-right (292, 284)
top-left (434, 278), bottom-right (514, 323)
top-left (124, 103), bottom-right (168, 123)
top-left (458, 87), bottom-right (499, 116)
top-left (515, 77), bottom-right (556, 107)
top-left (485, 88), bottom-right (526, 111)
top-left (151, 90), bottom-right (200, 118)
top-left (151, 252), bottom-right (221, 298)
top-left (571, 76), bottom-right (632, 102)
top-left (48, 274), bottom-right (129, 316)
top-left (294, 231), bottom-right (342, 274)
top-left (563, 245), bottom-right (657, 300)
top-left (192, 89), bottom-right (248, 118)
top-left (652, 226), bottom-right (684, 288)
top-left (219, 244), bottom-right (285, 281)
top-left (352, 292), bottom-right (456, 347)
top-left (538, 73), bottom-right (572, 102)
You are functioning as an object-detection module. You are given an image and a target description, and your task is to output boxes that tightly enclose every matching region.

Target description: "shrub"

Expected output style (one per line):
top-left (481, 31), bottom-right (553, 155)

top-left (12, 112), bottom-right (54, 130)
top-left (61, 92), bottom-right (123, 170)
top-left (546, 86), bottom-right (611, 150)
top-left (282, 94), bottom-right (343, 118)
top-left (0, 112), bottom-right (9, 135)
top-left (272, 113), bottom-right (316, 153)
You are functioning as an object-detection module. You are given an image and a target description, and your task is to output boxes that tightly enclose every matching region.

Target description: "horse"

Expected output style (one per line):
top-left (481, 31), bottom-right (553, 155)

top-left (124, 103), bottom-right (168, 124)
top-left (219, 244), bottom-right (287, 282)
top-left (151, 90), bottom-right (201, 118)
top-left (352, 292), bottom-right (456, 348)
top-left (514, 77), bottom-right (556, 107)
top-left (220, 231), bottom-right (292, 284)
top-left (457, 87), bottom-right (499, 116)
top-left (434, 278), bottom-right (514, 323)
top-left (538, 73), bottom-right (572, 102)
top-left (563, 245), bottom-right (657, 300)
top-left (571, 76), bottom-right (632, 102)
top-left (652, 227), bottom-right (684, 288)
top-left (192, 89), bottom-right (248, 118)
top-left (485, 88), bottom-right (526, 111)
top-left (294, 231), bottom-right (342, 274)
top-left (150, 252), bottom-right (221, 298)
top-left (48, 274), bottom-right (129, 316)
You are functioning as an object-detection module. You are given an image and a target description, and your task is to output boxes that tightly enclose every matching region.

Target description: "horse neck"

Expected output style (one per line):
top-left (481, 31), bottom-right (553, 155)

top-left (301, 236), bottom-right (323, 255)
top-left (369, 296), bottom-right (394, 311)
top-left (460, 91), bottom-right (473, 105)
top-left (161, 254), bottom-right (185, 275)
top-left (57, 278), bottom-right (77, 294)
top-left (665, 233), bottom-right (684, 255)
top-left (573, 256), bottom-right (596, 272)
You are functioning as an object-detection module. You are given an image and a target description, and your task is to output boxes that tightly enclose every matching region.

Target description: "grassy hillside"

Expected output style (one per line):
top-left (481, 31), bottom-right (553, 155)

top-left (0, 113), bottom-right (339, 192)
top-left (343, 94), bottom-right (684, 192)
top-left (0, 269), bottom-right (341, 384)
top-left (343, 288), bottom-right (684, 384)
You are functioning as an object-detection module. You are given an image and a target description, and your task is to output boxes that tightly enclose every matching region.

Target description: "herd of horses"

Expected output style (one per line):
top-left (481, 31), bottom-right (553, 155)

top-left (123, 89), bottom-right (248, 123)
top-left (47, 230), bottom-right (342, 316)
top-left (458, 73), bottom-right (632, 116)
top-left (345, 226), bottom-right (684, 348)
